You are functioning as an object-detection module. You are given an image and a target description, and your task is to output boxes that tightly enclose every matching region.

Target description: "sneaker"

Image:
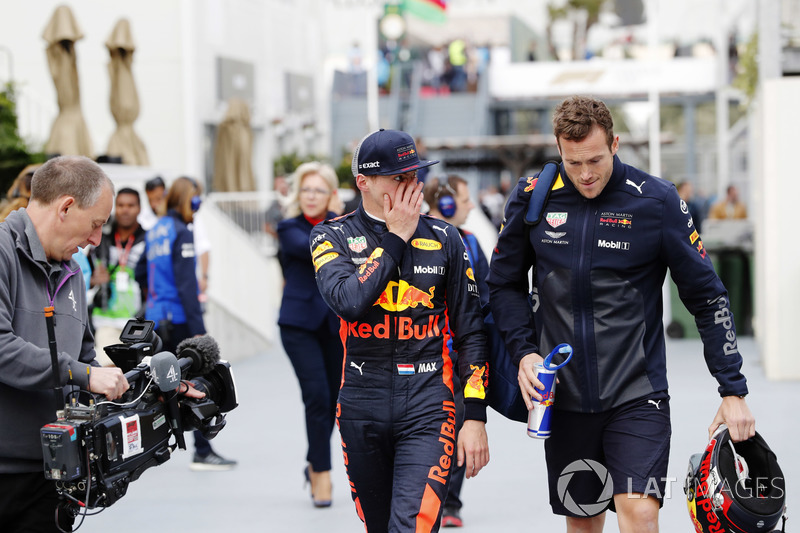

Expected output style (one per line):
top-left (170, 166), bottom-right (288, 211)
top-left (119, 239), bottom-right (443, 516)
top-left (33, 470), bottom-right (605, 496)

top-left (190, 451), bottom-right (237, 471)
top-left (441, 507), bottom-right (463, 528)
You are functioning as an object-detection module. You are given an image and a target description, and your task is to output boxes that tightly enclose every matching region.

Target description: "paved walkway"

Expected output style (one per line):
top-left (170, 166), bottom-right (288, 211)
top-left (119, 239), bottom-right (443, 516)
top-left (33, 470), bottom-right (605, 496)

top-left (86, 337), bottom-right (797, 532)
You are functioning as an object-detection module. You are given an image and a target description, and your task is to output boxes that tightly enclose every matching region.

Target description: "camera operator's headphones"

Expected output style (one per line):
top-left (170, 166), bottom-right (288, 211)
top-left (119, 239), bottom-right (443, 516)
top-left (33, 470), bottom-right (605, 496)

top-left (186, 177), bottom-right (202, 212)
top-left (434, 182), bottom-right (457, 218)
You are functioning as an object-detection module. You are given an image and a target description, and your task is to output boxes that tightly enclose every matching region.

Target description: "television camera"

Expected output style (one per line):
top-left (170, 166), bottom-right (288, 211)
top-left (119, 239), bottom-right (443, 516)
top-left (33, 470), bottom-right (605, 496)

top-left (40, 318), bottom-right (237, 523)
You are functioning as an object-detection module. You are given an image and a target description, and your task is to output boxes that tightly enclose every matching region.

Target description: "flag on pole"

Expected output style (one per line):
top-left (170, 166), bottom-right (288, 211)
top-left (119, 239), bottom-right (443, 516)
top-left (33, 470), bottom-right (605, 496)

top-left (402, 0), bottom-right (447, 24)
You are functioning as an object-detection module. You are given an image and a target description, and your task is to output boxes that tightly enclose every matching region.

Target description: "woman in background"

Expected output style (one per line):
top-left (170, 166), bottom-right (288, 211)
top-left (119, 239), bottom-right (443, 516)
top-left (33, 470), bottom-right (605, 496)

top-left (0, 164), bottom-right (39, 222)
top-left (137, 177), bottom-right (236, 470)
top-left (277, 162), bottom-right (343, 507)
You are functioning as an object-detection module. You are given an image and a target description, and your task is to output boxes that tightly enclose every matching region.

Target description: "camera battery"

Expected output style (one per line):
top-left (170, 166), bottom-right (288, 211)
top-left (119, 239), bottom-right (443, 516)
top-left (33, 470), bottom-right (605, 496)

top-left (41, 423), bottom-right (83, 481)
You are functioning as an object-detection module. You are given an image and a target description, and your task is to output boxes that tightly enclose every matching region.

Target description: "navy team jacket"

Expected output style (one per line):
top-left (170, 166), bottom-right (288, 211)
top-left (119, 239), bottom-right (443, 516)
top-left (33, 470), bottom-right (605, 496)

top-left (487, 156), bottom-right (748, 413)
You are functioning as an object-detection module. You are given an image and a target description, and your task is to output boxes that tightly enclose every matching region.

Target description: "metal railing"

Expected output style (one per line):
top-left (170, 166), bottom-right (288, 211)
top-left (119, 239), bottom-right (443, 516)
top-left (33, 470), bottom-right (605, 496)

top-left (206, 191), bottom-right (280, 257)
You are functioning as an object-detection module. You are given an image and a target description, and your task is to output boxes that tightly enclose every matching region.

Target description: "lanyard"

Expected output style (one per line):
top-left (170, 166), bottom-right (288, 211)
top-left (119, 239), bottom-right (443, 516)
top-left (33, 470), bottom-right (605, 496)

top-left (115, 232), bottom-right (135, 268)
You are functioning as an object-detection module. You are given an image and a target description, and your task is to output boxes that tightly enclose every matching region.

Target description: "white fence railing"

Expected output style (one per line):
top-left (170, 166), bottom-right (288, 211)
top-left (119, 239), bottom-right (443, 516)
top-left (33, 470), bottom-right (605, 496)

top-left (207, 191), bottom-right (280, 257)
top-left (198, 195), bottom-right (283, 357)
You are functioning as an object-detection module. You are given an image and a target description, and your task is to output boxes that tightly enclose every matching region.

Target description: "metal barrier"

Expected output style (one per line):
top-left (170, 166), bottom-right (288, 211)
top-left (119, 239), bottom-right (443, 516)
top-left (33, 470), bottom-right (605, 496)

top-left (206, 191), bottom-right (280, 257)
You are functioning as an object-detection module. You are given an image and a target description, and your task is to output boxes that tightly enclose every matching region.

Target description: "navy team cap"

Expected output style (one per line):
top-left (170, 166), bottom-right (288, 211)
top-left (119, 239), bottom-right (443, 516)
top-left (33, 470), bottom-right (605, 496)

top-left (351, 129), bottom-right (439, 177)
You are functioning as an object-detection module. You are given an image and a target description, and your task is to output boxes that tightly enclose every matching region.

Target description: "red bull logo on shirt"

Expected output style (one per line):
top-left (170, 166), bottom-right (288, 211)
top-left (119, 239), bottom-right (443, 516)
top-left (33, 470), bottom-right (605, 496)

top-left (358, 248), bottom-right (383, 283)
top-left (464, 364), bottom-right (487, 399)
top-left (345, 314), bottom-right (441, 340)
top-left (373, 280), bottom-right (435, 311)
top-left (689, 230), bottom-right (707, 259)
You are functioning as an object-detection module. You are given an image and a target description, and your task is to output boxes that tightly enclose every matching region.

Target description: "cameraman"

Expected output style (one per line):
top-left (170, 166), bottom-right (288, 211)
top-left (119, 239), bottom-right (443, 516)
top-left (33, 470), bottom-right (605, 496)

top-left (0, 156), bottom-right (129, 532)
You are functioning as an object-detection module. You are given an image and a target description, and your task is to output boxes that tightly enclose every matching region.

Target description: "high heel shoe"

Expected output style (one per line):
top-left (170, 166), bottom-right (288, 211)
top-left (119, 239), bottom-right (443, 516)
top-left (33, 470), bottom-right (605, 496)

top-left (304, 465), bottom-right (332, 508)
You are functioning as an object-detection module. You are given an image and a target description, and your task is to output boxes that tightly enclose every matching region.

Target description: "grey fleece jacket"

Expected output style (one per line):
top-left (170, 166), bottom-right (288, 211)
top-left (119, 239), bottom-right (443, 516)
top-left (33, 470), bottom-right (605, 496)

top-left (0, 209), bottom-right (99, 473)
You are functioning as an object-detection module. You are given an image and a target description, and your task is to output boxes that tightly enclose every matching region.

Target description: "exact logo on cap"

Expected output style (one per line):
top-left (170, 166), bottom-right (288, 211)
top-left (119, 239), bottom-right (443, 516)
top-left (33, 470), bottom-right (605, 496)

top-left (360, 161), bottom-right (380, 170)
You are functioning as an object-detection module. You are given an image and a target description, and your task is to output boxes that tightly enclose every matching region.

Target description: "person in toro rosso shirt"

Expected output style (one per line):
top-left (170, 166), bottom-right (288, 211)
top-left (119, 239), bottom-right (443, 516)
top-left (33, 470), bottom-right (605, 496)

top-left (312, 129), bottom-right (490, 533)
top-left (487, 96), bottom-right (754, 533)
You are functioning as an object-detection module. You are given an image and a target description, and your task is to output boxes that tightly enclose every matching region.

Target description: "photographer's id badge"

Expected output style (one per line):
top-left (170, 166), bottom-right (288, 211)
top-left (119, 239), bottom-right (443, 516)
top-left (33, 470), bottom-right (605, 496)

top-left (119, 414), bottom-right (143, 459)
top-left (115, 270), bottom-right (130, 292)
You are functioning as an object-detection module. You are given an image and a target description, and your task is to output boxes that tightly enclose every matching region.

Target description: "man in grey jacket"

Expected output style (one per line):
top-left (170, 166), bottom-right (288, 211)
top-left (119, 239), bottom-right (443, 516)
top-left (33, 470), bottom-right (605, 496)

top-left (0, 156), bottom-right (129, 532)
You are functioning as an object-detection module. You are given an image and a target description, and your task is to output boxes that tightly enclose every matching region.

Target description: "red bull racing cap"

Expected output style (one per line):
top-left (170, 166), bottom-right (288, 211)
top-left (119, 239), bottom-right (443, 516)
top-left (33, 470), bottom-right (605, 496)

top-left (352, 129), bottom-right (439, 177)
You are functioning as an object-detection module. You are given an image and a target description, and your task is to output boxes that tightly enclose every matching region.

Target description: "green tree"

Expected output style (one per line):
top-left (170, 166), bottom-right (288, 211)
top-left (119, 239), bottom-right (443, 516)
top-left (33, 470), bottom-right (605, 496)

top-left (732, 32), bottom-right (758, 108)
top-left (0, 83), bottom-right (44, 194)
top-left (273, 152), bottom-right (351, 188)
top-left (547, 0), bottom-right (608, 60)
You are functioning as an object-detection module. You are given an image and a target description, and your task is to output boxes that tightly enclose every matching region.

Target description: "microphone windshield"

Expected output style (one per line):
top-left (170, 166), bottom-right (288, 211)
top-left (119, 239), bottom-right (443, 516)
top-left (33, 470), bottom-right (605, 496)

top-left (176, 335), bottom-right (220, 376)
top-left (151, 352), bottom-right (181, 392)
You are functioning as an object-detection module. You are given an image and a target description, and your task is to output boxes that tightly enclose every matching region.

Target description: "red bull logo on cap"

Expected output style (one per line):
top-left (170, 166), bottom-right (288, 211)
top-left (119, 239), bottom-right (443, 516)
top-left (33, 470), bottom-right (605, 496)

top-left (396, 144), bottom-right (417, 162)
top-left (373, 280), bottom-right (435, 311)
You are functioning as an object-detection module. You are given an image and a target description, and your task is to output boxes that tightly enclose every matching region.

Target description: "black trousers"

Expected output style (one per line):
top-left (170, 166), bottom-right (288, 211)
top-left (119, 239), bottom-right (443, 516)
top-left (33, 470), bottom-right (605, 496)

top-left (157, 322), bottom-right (213, 456)
top-left (0, 472), bottom-right (75, 532)
top-left (280, 324), bottom-right (344, 472)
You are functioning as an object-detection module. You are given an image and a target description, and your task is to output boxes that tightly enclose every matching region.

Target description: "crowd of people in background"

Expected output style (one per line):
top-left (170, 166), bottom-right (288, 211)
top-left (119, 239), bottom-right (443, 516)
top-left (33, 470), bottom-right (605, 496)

top-left (371, 38), bottom-right (491, 95)
top-left (0, 163), bottom-right (238, 478)
top-left (677, 180), bottom-right (749, 233)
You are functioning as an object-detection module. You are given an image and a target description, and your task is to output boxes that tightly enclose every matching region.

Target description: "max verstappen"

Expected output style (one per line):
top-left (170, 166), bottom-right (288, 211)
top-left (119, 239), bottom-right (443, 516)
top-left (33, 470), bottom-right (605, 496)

top-left (311, 129), bottom-right (490, 532)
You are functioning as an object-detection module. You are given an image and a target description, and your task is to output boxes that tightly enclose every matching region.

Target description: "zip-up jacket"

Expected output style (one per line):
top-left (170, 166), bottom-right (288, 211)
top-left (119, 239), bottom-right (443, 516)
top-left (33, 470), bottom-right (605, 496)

top-left (487, 156), bottom-right (748, 413)
top-left (0, 209), bottom-right (98, 473)
top-left (311, 205), bottom-right (489, 421)
top-left (277, 212), bottom-right (339, 334)
top-left (138, 210), bottom-right (205, 336)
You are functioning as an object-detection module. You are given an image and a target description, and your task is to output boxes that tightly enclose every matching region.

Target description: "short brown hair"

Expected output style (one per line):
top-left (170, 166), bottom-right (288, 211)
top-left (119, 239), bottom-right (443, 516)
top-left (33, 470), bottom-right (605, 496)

top-left (166, 176), bottom-right (201, 223)
top-left (552, 96), bottom-right (615, 150)
top-left (423, 175), bottom-right (466, 211)
top-left (30, 156), bottom-right (114, 207)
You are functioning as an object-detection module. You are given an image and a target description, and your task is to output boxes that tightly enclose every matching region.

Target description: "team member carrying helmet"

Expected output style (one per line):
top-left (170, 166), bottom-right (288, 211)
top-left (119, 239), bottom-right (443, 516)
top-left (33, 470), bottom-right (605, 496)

top-left (488, 95), bottom-right (755, 532)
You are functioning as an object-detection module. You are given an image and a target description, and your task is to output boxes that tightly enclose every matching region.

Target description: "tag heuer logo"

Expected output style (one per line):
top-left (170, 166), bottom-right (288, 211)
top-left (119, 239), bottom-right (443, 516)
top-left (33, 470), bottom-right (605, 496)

top-left (348, 236), bottom-right (367, 253)
top-left (546, 212), bottom-right (568, 228)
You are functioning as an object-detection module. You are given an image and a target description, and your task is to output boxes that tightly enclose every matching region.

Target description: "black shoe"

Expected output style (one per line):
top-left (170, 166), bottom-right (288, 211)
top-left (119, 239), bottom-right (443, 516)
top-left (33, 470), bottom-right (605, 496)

top-left (190, 451), bottom-right (237, 471)
top-left (441, 506), bottom-right (463, 527)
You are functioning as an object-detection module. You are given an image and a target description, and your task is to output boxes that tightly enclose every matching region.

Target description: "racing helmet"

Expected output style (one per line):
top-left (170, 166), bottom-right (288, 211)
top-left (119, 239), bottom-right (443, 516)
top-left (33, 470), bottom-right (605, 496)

top-left (684, 425), bottom-right (786, 533)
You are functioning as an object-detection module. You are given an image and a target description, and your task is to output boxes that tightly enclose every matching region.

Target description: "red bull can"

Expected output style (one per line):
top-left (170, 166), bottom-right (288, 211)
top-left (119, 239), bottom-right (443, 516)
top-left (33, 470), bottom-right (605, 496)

top-left (527, 363), bottom-right (557, 438)
top-left (527, 343), bottom-right (573, 439)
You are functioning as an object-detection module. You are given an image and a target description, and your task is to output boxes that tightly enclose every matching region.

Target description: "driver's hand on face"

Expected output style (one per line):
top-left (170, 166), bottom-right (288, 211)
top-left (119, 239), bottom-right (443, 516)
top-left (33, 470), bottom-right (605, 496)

top-left (385, 175), bottom-right (423, 242)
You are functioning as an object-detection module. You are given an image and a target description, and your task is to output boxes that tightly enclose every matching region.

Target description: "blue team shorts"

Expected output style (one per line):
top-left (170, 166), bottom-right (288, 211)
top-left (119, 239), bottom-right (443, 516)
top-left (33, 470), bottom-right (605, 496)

top-left (543, 390), bottom-right (671, 517)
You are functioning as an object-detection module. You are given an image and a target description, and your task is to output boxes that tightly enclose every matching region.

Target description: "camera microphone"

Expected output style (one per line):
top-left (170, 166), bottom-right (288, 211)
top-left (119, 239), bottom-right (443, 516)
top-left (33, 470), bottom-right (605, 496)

top-left (150, 351), bottom-right (186, 449)
top-left (151, 352), bottom-right (181, 392)
top-left (175, 335), bottom-right (220, 377)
